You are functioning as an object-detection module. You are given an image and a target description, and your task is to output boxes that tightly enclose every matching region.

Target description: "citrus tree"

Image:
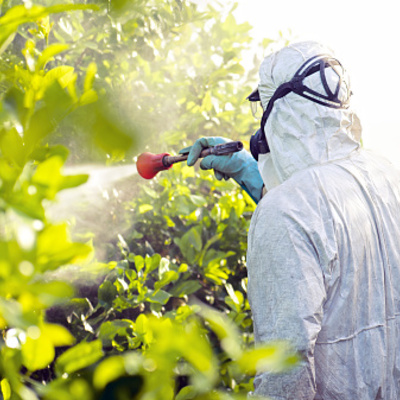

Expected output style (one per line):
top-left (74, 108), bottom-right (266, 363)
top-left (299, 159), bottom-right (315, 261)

top-left (0, 1), bottom-right (297, 399)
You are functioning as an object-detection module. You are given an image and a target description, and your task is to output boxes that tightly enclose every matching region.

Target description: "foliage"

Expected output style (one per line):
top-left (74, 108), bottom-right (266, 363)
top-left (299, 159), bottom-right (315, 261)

top-left (2, 0), bottom-right (261, 162)
top-left (0, 1), bottom-right (297, 399)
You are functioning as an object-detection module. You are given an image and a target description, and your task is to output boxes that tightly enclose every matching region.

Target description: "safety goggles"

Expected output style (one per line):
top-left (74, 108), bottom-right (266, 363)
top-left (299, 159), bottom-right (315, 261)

top-left (247, 54), bottom-right (352, 160)
top-left (247, 55), bottom-right (350, 118)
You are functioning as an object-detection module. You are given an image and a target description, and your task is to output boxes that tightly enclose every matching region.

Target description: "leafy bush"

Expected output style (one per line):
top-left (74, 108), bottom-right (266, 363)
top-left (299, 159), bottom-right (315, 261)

top-left (0, 1), bottom-right (298, 399)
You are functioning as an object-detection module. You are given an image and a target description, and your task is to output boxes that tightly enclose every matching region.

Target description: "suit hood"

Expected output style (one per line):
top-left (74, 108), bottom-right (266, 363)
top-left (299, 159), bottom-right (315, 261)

top-left (257, 41), bottom-right (362, 187)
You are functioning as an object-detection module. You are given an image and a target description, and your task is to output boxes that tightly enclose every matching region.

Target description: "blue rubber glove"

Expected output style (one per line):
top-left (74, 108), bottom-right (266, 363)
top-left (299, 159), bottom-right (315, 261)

top-left (179, 137), bottom-right (264, 203)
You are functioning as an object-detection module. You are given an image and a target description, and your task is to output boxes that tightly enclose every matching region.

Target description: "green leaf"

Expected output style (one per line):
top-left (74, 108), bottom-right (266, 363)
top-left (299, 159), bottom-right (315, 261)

top-left (139, 204), bottom-right (153, 214)
top-left (221, 13), bottom-right (237, 35)
top-left (201, 91), bottom-right (213, 112)
top-left (30, 145), bottom-right (70, 163)
top-left (176, 385), bottom-right (197, 400)
top-left (178, 263), bottom-right (188, 273)
top-left (262, 38), bottom-right (273, 48)
top-left (154, 270), bottom-right (179, 292)
top-left (98, 280), bottom-right (118, 306)
top-left (170, 280), bottom-right (202, 297)
top-left (37, 43), bottom-right (70, 70)
top-left (226, 63), bottom-right (245, 75)
top-left (198, 234), bottom-right (222, 267)
top-left (174, 226), bottom-right (202, 261)
top-left (187, 227), bottom-right (202, 251)
top-left (157, 257), bottom-right (169, 277)
top-left (22, 334), bottom-right (55, 371)
top-left (134, 255), bottom-right (144, 272)
top-left (31, 153), bottom-right (88, 195)
top-left (145, 289), bottom-right (171, 305)
top-left (32, 155), bottom-right (64, 190)
top-left (98, 320), bottom-right (133, 348)
top-left (134, 314), bottom-right (153, 345)
top-left (141, 185), bottom-right (158, 198)
top-left (59, 173), bottom-right (89, 191)
top-left (43, 66), bottom-right (75, 89)
top-left (37, 224), bottom-right (92, 271)
top-left (24, 82), bottom-right (74, 152)
top-left (134, 314), bottom-right (148, 336)
top-left (0, 127), bottom-right (26, 167)
top-left (1, 379), bottom-right (11, 400)
top-left (79, 89), bottom-right (98, 106)
top-left (202, 249), bottom-right (234, 268)
top-left (145, 253), bottom-right (161, 274)
top-left (55, 340), bottom-right (104, 376)
top-left (84, 62), bottom-right (97, 92)
top-left (190, 195), bottom-right (207, 206)
top-left (205, 266), bottom-right (229, 285)
top-left (93, 356), bottom-right (126, 390)
top-left (41, 323), bottom-right (76, 347)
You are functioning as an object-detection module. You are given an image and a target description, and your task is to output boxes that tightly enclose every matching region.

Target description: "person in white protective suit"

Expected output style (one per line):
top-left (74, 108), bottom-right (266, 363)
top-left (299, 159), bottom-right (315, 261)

top-left (182, 41), bottom-right (400, 399)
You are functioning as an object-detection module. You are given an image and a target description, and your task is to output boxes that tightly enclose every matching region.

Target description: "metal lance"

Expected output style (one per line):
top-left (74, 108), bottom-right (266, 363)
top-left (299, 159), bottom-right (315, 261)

top-left (136, 141), bottom-right (243, 179)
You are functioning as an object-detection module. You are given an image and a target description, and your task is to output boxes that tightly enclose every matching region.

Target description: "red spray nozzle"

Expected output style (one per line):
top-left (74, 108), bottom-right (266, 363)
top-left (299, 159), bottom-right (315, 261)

top-left (136, 152), bottom-right (172, 179)
top-left (136, 141), bottom-right (243, 179)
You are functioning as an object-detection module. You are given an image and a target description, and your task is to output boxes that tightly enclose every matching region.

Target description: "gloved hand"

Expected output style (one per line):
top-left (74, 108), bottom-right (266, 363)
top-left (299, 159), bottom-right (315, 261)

top-left (179, 137), bottom-right (264, 203)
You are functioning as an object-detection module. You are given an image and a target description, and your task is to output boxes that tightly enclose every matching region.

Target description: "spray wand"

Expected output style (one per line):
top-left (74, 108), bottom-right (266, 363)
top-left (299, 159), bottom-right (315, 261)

top-left (137, 141), bottom-right (243, 179)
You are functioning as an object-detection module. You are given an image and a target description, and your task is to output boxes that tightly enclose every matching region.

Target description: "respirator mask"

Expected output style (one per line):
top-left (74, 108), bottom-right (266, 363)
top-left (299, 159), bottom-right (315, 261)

top-left (247, 54), bottom-right (351, 161)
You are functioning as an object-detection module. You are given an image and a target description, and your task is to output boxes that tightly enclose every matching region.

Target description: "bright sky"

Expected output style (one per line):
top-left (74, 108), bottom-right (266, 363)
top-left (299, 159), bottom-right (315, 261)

top-left (233, 0), bottom-right (400, 166)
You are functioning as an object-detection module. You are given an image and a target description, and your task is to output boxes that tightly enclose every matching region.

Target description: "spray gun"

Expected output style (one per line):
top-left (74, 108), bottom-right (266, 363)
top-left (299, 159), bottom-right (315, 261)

top-left (137, 141), bottom-right (243, 179)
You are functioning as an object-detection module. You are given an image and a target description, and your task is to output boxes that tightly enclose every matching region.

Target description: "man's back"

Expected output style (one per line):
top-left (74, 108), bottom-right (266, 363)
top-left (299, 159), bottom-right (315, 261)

top-left (247, 149), bottom-right (400, 399)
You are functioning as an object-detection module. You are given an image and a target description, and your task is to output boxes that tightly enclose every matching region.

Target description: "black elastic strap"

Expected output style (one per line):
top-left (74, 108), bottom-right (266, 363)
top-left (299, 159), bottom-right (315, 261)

top-left (291, 55), bottom-right (349, 109)
top-left (250, 54), bottom-right (351, 158)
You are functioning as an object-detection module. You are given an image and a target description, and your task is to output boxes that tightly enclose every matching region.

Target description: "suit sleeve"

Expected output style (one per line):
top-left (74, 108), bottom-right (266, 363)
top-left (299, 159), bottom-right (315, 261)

top-left (246, 196), bottom-right (328, 400)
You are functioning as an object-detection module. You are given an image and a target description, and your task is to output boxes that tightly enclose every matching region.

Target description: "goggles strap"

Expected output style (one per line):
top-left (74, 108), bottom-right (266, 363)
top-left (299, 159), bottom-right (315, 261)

top-left (253, 54), bottom-right (351, 158)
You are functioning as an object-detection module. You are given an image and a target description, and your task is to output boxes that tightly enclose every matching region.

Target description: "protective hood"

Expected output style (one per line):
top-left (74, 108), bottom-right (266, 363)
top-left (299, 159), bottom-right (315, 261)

top-left (257, 41), bottom-right (362, 186)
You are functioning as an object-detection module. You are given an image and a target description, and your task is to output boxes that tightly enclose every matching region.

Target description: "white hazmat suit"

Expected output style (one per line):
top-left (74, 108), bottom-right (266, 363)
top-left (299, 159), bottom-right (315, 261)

top-left (246, 41), bottom-right (400, 399)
